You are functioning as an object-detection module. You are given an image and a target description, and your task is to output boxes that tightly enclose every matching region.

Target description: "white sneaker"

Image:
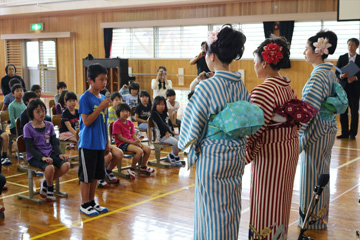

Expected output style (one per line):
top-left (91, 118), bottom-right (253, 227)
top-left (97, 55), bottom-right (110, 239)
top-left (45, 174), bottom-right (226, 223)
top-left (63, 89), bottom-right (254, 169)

top-left (93, 204), bottom-right (108, 213)
top-left (127, 169), bottom-right (136, 179)
top-left (80, 205), bottom-right (99, 216)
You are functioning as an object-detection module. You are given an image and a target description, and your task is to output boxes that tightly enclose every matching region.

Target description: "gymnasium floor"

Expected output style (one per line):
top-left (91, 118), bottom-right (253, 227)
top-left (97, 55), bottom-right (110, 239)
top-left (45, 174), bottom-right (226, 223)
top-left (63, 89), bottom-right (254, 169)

top-left (0, 125), bottom-right (359, 240)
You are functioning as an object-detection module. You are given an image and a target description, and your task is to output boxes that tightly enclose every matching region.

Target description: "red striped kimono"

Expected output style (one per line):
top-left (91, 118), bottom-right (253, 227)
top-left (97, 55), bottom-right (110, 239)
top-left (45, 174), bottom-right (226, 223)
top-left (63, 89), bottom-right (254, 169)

top-left (246, 76), bottom-right (299, 240)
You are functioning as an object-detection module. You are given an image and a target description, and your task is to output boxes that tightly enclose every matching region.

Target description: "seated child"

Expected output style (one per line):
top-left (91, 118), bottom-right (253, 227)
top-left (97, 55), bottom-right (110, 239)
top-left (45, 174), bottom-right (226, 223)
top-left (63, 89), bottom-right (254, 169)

top-left (166, 89), bottom-right (181, 127)
top-left (59, 92), bottom-right (79, 142)
top-left (20, 91), bottom-right (38, 128)
top-left (8, 84), bottom-right (26, 136)
top-left (97, 145), bottom-right (122, 188)
top-left (151, 96), bottom-right (181, 166)
top-left (2, 78), bottom-right (21, 111)
top-left (108, 92), bottom-right (122, 124)
top-left (134, 90), bottom-right (151, 130)
top-left (119, 82), bottom-right (140, 108)
top-left (31, 84), bottom-right (45, 103)
top-left (23, 99), bottom-right (70, 201)
top-left (54, 81), bottom-right (67, 104)
top-left (113, 103), bottom-right (155, 179)
top-left (55, 90), bottom-right (69, 115)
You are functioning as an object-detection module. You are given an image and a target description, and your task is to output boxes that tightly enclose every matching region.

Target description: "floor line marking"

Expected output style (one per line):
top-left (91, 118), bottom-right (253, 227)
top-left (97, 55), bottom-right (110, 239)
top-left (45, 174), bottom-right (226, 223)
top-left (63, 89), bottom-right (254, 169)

top-left (333, 146), bottom-right (360, 151)
top-left (6, 181), bottom-right (29, 188)
top-left (4, 172), bottom-right (27, 178)
top-left (336, 156), bottom-right (360, 169)
top-left (30, 184), bottom-right (195, 239)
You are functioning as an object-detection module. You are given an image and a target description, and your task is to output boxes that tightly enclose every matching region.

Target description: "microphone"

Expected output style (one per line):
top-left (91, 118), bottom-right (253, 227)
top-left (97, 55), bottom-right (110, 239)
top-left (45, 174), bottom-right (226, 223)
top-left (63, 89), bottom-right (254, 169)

top-left (315, 173), bottom-right (329, 197)
top-left (105, 91), bottom-right (111, 99)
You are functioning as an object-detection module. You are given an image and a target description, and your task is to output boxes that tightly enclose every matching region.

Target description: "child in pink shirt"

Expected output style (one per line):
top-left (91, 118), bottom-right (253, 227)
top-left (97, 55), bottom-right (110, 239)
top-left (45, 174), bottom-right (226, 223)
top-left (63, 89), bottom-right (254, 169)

top-left (112, 103), bottom-right (154, 179)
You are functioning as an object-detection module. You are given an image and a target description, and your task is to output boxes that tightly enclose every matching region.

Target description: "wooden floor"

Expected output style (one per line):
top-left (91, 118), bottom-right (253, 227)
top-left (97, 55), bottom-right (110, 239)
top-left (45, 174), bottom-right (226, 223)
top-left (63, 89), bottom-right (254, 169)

top-left (0, 126), bottom-right (359, 240)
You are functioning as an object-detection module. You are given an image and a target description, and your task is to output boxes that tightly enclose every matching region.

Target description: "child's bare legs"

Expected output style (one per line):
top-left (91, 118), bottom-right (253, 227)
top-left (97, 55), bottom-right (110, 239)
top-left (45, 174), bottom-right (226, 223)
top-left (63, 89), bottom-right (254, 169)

top-left (53, 162), bottom-right (70, 180)
top-left (1, 132), bottom-right (9, 155)
top-left (44, 165), bottom-right (55, 185)
top-left (140, 144), bottom-right (151, 166)
top-left (80, 181), bottom-right (98, 204)
top-left (106, 146), bottom-right (123, 171)
top-left (126, 144), bottom-right (143, 169)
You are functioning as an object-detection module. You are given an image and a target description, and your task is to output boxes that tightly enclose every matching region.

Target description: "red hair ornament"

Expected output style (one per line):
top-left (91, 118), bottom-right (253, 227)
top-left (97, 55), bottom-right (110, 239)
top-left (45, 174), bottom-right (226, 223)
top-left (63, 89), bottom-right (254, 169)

top-left (261, 43), bottom-right (283, 65)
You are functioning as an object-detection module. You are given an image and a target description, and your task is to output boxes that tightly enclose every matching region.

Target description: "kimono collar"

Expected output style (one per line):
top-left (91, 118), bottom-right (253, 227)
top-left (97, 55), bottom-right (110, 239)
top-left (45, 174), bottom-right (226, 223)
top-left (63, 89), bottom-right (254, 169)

top-left (265, 76), bottom-right (290, 87)
top-left (214, 71), bottom-right (242, 82)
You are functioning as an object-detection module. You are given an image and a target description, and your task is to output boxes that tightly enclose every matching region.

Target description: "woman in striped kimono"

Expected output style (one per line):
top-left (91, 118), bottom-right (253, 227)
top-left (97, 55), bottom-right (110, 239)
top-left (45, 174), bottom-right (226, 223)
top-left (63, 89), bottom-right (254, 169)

top-left (246, 38), bottom-right (299, 240)
top-left (298, 30), bottom-right (338, 229)
top-left (178, 25), bottom-right (249, 240)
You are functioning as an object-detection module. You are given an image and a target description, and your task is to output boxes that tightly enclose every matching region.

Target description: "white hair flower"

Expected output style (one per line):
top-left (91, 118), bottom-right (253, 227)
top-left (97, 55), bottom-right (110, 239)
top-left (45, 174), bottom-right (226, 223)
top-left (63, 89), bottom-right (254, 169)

top-left (313, 37), bottom-right (332, 55)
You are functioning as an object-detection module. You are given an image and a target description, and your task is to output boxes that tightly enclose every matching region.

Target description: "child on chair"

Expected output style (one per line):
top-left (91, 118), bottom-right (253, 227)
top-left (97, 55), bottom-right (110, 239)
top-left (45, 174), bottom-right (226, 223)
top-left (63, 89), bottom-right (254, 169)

top-left (151, 96), bottom-right (181, 166)
top-left (112, 103), bottom-right (154, 179)
top-left (8, 84), bottom-right (26, 136)
top-left (59, 91), bottom-right (79, 142)
top-left (134, 90), bottom-right (151, 130)
top-left (23, 99), bottom-right (70, 202)
top-left (108, 92), bottom-right (122, 124)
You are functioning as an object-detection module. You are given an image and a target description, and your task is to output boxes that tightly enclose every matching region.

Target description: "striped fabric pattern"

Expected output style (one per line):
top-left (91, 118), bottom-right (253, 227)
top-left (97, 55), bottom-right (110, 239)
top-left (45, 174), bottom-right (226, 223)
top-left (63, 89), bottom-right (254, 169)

top-left (298, 63), bottom-right (337, 229)
top-left (179, 71), bottom-right (250, 240)
top-left (246, 76), bottom-right (299, 240)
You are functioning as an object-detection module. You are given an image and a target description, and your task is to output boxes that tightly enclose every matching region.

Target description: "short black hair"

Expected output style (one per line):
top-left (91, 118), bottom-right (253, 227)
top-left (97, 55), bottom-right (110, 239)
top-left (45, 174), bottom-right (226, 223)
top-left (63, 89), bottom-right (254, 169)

top-left (57, 81), bottom-right (67, 90)
top-left (23, 91), bottom-right (38, 105)
top-left (11, 84), bottom-right (23, 94)
top-left (347, 38), bottom-right (360, 46)
top-left (151, 96), bottom-right (168, 113)
top-left (87, 63), bottom-right (107, 82)
top-left (116, 103), bottom-right (131, 118)
top-left (129, 82), bottom-right (140, 92)
top-left (58, 90), bottom-right (69, 107)
top-left (30, 84), bottom-right (41, 92)
top-left (5, 64), bottom-right (16, 74)
top-left (157, 66), bottom-right (167, 72)
top-left (110, 92), bottom-right (122, 101)
top-left (9, 78), bottom-right (21, 88)
top-left (201, 41), bottom-right (207, 47)
top-left (166, 89), bottom-right (176, 97)
top-left (27, 99), bottom-right (47, 120)
top-left (65, 91), bottom-right (77, 101)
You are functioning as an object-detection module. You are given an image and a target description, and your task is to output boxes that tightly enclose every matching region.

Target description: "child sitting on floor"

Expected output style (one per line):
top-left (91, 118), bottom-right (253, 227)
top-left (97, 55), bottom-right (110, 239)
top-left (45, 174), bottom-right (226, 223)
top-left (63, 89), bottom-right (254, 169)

top-left (112, 103), bottom-right (155, 179)
top-left (23, 99), bottom-right (70, 201)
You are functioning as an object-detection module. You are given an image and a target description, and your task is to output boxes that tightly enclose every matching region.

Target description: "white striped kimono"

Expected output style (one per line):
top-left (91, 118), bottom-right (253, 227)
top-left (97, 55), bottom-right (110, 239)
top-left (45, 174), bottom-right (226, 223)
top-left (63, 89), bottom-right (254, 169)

top-left (178, 71), bottom-right (251, 240)
top-left (246, 76), bottom-right (299, 240)
top-left (298, 63), bottom-right (337, 229)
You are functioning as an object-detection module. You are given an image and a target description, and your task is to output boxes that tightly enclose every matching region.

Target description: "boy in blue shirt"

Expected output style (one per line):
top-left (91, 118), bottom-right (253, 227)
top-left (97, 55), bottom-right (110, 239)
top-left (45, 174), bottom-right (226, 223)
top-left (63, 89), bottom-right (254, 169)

top-left (2, 78), bottom-right (21, 111)
top-left (78, 63), bottom-right (111, 216)
top-left (8, 84), bottom-right (26, 136)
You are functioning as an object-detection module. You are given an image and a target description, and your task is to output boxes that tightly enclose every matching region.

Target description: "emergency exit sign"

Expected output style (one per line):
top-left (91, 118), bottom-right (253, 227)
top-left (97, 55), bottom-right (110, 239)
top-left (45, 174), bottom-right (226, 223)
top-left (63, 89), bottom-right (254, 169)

top-left (30, 23), bottom-right (43, 31)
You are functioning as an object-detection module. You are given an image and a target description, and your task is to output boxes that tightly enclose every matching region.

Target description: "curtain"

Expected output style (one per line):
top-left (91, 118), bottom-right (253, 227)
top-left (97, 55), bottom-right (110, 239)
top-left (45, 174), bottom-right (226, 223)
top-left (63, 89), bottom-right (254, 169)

top-left (104, 28), bottom-right (113, 58)
top-left (263, 21), bottom-right (275, 38)
top-left (280, 21), bottom-right (295, 68)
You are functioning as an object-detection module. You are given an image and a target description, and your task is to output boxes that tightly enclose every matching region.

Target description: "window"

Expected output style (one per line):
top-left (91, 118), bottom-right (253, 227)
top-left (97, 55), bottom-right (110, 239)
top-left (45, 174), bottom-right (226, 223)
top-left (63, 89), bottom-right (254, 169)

top-left (112, 28), bottom-right (154, 58)
top-left (290, 21), bottom-right (322, 59)
top-left (240, 23), bottom-right (265, 59)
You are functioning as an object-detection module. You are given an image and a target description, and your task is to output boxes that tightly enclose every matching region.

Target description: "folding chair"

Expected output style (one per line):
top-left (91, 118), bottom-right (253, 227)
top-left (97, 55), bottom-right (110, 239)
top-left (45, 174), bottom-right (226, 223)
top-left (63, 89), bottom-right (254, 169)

top-left (16, 135), bottom-right (68, 204)
top-left (146, 117), bottom-right (172, 168)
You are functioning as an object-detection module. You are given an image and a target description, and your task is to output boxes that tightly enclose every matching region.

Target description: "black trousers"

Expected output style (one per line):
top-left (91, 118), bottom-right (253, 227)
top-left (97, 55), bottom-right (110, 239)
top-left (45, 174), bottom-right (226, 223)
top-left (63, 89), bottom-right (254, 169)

top-left (340, 84), bottom-right (360, 137)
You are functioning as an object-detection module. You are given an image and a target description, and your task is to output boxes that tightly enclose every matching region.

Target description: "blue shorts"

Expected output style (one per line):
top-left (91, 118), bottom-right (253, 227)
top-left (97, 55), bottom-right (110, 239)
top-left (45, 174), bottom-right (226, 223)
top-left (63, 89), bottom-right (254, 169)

top-left (28, 152), bottom-right (66, 171)
top-left (119, 143), bottom-right (130, 152)
top-left (0, 129), bottom-right (5, 135)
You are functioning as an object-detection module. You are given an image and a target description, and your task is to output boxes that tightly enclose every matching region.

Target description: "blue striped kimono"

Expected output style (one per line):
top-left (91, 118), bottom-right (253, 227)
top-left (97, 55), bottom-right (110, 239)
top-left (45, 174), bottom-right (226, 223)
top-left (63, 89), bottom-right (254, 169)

top-left (178, 71), bottom-right (251, 240)
top-left (299, 63), bottom-right (337, 229)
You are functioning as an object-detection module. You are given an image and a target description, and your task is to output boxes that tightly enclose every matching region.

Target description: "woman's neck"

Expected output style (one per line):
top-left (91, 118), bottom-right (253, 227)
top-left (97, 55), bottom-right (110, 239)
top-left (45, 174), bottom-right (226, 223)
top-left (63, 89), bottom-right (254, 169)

top-left (312, 58), bottom-right (325, 68)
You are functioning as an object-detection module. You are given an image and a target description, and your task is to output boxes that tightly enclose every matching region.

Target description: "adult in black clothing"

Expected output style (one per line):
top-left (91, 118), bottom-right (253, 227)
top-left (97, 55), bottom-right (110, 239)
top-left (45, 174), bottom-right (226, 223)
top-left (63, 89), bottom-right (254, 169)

top-left (336, 38), bottom-right (360, 140)
top-left (1, 64), bottom-right (26, 95)
top-left (189, 41), bottom-right (210, 75)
